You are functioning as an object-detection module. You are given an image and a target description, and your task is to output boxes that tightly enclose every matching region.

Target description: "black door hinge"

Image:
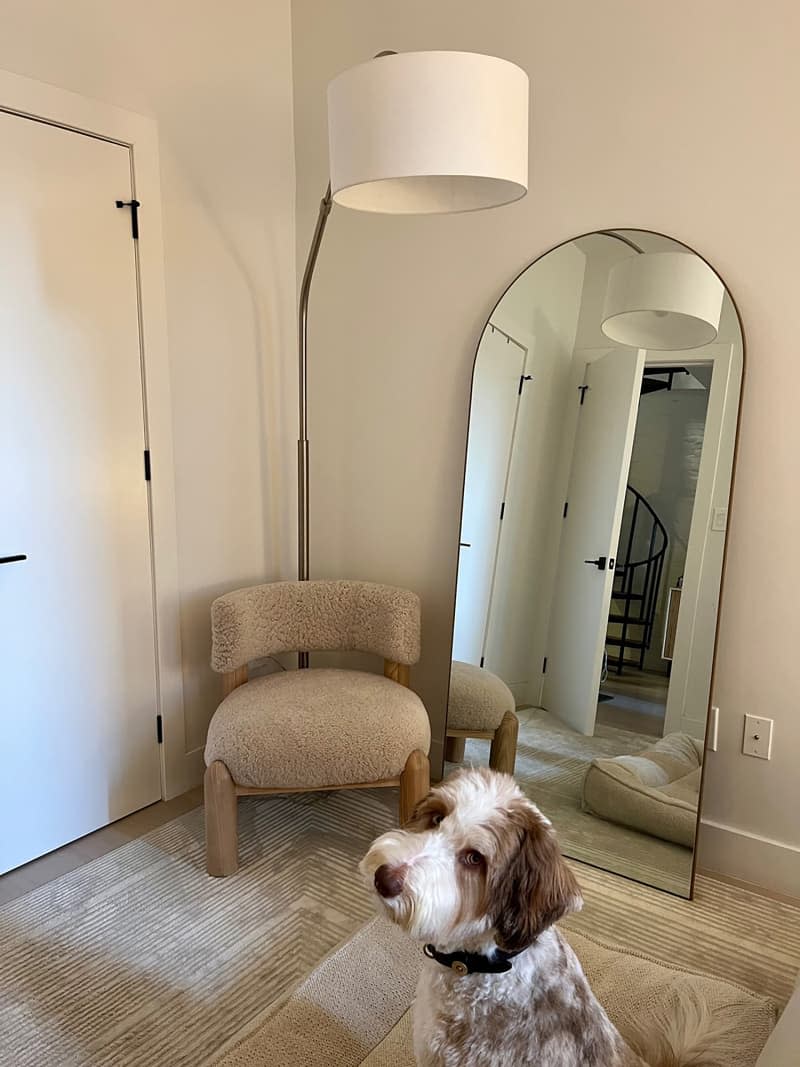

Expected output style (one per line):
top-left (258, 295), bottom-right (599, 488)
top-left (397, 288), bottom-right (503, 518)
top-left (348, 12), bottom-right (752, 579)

top-left (542, 656), bottom-right (548, 674)
top-left (116, 199), bottom-right (141, 239)
top-left (518, 374), bottom-right (533, 395)
top-left (563, 501), bottom-right (569, 518)
top-left (578, 384), bottom-right (589, 405)
top-left (499, 502), bottom-right (505, 520)
top-left (479, 656), bottom-right (485, 668)
top-left (144, 449), bottom-right (151, 481)
top-left (156, 714), bottom-right (163, 744)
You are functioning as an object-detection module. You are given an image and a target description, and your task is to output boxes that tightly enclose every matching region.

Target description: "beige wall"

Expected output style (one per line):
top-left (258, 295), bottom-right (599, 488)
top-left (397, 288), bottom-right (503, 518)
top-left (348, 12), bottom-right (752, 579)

top-left (1, 1), bottom-right (297, 761)
top-left (292, 0), bottom-right (800, 892)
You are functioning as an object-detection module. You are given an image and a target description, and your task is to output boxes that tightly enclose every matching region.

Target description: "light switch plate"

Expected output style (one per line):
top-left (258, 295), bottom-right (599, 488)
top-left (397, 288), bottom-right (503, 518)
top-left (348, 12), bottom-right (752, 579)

top-left (742, 714), bottom-right (773, 759)
top-left (711, 507), bottom-right (728, 532)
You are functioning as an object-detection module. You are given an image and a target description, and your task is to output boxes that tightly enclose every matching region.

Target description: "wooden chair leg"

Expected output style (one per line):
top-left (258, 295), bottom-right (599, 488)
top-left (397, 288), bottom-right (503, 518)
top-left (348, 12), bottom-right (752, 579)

top-left (204, 760), bottom-right (239, 877)
top-left (444, 735), bottom-right (466, 763)
top-left (489, 711), bottom-right (519, 776)
top-left (399, 749), bottom-right (430, 824)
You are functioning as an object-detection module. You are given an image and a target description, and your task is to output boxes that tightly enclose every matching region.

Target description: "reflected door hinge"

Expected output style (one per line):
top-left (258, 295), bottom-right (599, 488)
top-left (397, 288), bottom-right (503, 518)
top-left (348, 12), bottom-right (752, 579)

top-left (499, 502), bottom-right (505, 521)
top-left (542, 656), bottom-right (548, 674)
top-left (144, 449), bottom-right (151, 481)
top-left (563, 501), bottom-right (569, 518)
top-left (479, 656), bottom-right (485, 668)
top-left (578, 384), bottom-right (589, 405)
top-left (156, 714), bottom-right (163, 744)
top-left (116, 198), bottom-right (141, 239)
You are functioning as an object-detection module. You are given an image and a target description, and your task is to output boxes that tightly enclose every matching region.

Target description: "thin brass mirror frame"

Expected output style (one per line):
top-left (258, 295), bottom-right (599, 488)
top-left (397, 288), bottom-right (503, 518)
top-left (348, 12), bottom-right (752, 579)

top-left (444, 228), bottom-right (747, 899)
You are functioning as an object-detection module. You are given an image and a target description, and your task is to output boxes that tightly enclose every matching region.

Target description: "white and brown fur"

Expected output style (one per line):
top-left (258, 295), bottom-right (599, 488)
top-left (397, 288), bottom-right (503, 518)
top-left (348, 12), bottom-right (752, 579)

top-left (361, 768), bottom-right (727, 1067)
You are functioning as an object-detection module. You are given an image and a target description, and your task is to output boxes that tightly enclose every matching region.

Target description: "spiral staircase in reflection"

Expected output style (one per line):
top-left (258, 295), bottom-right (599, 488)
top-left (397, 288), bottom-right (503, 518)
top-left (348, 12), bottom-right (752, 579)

top-left (606, 485), bottom-right (668, 675)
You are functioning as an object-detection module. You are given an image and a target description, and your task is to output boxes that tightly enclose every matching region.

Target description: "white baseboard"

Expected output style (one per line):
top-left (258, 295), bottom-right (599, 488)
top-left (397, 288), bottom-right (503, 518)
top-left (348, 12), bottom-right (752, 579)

top-left (697, 818), bottom-right (800, 899)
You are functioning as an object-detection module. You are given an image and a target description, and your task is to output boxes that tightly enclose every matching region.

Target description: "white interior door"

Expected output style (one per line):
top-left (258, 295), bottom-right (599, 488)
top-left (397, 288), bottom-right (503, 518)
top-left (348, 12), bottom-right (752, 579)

top-left (543, 349), bottom-right (645, 734)
top-left (0, 111), bottom-right (161, 873)
top-left (452, 326), bottom-right (526, 664)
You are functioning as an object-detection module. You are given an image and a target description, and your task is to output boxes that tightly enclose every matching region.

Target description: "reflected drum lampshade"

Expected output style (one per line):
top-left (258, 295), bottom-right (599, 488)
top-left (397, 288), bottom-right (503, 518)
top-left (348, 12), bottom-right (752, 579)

top-left (601, 252), bottom-right (725, 351)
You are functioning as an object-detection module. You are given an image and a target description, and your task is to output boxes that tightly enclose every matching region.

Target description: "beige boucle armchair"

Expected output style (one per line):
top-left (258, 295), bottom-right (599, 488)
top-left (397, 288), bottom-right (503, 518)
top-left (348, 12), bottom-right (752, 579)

top-left (204, 579), bottom-right (431, 876)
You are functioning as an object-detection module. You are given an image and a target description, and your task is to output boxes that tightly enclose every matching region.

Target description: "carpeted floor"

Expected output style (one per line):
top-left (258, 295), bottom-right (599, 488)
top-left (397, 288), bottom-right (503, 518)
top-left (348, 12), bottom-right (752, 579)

top-left (0, 790), bottom-right (392, 1067)
top-left (209, 915), bottom-right (780, 1067)
top-left (2, 789), bottom-right (798, 1066)
top-left (448, 706), bottom-right (694, 895)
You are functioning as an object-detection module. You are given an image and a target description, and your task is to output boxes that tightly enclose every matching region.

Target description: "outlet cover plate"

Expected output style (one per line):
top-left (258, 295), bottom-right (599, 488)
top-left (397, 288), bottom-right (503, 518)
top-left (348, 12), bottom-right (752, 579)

top-left (742, 714), bottom-right (773, 759)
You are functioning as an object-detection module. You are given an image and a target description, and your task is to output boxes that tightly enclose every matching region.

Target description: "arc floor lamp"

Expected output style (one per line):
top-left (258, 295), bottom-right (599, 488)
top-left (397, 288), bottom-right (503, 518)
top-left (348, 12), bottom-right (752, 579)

top-left (297, 50), bottom-right (530, 605)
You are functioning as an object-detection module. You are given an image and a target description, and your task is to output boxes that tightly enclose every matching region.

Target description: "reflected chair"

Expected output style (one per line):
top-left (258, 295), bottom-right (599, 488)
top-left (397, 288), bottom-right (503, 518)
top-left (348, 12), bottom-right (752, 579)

top-left (444, 661), bottom-right (519, 775)
top-left (204, 579), bottom-right (431, 876)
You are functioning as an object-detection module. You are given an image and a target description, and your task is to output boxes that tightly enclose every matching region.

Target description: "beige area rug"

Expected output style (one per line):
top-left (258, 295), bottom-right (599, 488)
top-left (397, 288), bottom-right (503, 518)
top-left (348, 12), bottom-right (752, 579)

top-left (0, 790), bottom-right (395, 1067)
top-left (448, 706), bottom-right (693, 894)
top-left (211, 913), bottom-right (780, 1067)
top-left (3, 788), bottom-right (798, 1067)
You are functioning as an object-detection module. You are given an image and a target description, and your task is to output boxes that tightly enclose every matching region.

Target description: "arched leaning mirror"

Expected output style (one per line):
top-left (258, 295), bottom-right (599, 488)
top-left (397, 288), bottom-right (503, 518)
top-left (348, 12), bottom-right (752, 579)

top-left (446, 229), bottom-right (743, 898)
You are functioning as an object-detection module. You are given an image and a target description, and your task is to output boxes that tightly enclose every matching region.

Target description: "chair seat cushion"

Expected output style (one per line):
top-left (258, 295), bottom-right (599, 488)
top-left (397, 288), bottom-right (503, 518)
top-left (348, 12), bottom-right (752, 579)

top-left (582, 732), bottom-right (702, 847)
top-left (447, 661), bottom-right (515, 732)
top-left (204, 668), bottom-right (430, 789)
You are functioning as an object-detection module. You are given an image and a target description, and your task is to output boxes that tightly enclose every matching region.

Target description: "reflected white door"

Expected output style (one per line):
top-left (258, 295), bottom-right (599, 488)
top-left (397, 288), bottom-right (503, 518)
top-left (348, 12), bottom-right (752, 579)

top-left (0, 112), bottom-right (161, 873)
top-left (452, 327), bottom-right (526, 664)
top-left (543, 349), bottom-right (644, 734)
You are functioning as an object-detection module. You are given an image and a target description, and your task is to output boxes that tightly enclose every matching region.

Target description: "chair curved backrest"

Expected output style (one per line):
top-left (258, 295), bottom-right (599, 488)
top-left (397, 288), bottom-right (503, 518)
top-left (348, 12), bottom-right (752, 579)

top-left (211, 579), bottom-right (421, 673)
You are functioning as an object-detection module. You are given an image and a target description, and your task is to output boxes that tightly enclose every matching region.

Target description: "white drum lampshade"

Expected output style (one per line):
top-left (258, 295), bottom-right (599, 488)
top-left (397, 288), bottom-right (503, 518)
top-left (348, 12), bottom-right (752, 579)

top-left (327, 51), bottom-right (529, 214)
top-left (601, 252), bottom-right (725, 351)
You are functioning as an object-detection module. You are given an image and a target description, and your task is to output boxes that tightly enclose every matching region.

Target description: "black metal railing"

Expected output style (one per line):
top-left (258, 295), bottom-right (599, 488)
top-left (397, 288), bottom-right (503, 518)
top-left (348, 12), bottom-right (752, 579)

top-left (606, 485), bottom-right (668, 673)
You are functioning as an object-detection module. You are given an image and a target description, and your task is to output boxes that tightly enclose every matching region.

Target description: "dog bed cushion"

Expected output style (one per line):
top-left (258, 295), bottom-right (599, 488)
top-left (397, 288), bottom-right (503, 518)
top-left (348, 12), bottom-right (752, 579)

top-left (582, 732), bottom-right (703, 847)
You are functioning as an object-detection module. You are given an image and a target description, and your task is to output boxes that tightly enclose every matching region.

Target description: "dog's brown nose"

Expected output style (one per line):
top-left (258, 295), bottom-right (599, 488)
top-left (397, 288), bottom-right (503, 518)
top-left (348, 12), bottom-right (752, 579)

top-left (374, 863), bottom-right (405, 898)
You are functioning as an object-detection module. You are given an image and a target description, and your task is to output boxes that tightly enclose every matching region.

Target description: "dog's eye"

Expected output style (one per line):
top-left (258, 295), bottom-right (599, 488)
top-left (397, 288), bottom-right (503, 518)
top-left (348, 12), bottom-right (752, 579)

top-left (460, 850), bottom-right (484, 867)
top-left (431, 813), bottom-right (444, 827)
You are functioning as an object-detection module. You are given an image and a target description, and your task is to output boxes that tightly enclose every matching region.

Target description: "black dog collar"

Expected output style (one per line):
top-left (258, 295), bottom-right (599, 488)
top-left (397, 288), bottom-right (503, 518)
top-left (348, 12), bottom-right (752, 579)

top-left (423, 943), bottom-right (522, 976)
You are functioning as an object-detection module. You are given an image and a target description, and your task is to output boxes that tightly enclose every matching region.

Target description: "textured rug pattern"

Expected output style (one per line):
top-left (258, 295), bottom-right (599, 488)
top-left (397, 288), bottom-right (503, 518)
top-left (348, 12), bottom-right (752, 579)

top-left (450, 706), bottom-right (694, 894)
top-left (3, 788), bottom-right (799, 1067)
top-left (0, 790), bottom-right (394, 1067)
top-left (211, 916), bottom-right (780, 1067)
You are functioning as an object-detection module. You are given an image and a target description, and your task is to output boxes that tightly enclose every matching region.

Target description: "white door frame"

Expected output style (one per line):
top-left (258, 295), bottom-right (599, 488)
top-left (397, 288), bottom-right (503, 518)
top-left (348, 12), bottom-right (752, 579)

top-left (0, 69), bottom-right (192, 800)
top-left (647, 345), bottom-right (739, 740)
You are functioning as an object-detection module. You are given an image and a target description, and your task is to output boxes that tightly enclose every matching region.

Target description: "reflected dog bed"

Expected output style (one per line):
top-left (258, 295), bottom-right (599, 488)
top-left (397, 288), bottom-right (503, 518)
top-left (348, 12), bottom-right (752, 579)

top-left (582, 732), bottom-right (702, 847)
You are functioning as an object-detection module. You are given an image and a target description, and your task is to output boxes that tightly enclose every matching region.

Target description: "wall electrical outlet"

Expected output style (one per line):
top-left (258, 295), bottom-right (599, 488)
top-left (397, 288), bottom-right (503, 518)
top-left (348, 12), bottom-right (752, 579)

top-left (742, 714), bottom-right (773, 759)
top-left (711, 507), bottom-right (728, 532)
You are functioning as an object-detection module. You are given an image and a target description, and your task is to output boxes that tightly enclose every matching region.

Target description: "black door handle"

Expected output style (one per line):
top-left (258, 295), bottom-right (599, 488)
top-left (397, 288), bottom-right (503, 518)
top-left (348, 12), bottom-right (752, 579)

top-left (459, 542), bottom-right (471, 548)
top-left (0, 554), bottom-right (27, 565)
top-left (584, 556), bottom-right (607, 570)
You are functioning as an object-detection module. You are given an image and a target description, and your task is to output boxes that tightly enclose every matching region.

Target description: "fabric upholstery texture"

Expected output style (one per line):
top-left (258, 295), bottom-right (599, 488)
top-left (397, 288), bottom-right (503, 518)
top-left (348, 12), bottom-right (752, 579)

top-left (446, 660), bottom-right (515, 732)
top-left (205, 669), bottom-right (430, 788)
top-left (211, 580), bottom-right (421, 672)
top-left (582, 732), bottom-right (702, 847)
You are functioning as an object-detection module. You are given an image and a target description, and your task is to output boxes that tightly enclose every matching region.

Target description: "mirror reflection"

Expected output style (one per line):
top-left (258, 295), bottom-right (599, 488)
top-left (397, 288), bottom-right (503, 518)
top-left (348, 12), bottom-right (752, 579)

top-left (446, 230), bottom-right (743, 897)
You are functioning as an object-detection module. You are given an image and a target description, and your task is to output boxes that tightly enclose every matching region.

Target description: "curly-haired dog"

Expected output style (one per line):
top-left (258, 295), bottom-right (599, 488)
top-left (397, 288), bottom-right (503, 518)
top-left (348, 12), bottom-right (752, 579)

top-left (361, 768), bottom-right (728, 1066)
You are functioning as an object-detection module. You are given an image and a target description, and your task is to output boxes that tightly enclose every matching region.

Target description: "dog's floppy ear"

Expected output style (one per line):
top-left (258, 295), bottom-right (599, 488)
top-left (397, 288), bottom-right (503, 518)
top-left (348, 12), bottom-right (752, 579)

top-left (489, 801), bottom-right (582, 952)
top-left (402, 790), bottom-right (437, 830)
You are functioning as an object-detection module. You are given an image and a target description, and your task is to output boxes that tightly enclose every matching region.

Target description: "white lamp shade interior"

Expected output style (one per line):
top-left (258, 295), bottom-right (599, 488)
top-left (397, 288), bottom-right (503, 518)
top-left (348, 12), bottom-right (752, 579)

top-left (327, 51), bottom-right (529, 214)
top-left (601, 252), bottom-right (725, 351)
